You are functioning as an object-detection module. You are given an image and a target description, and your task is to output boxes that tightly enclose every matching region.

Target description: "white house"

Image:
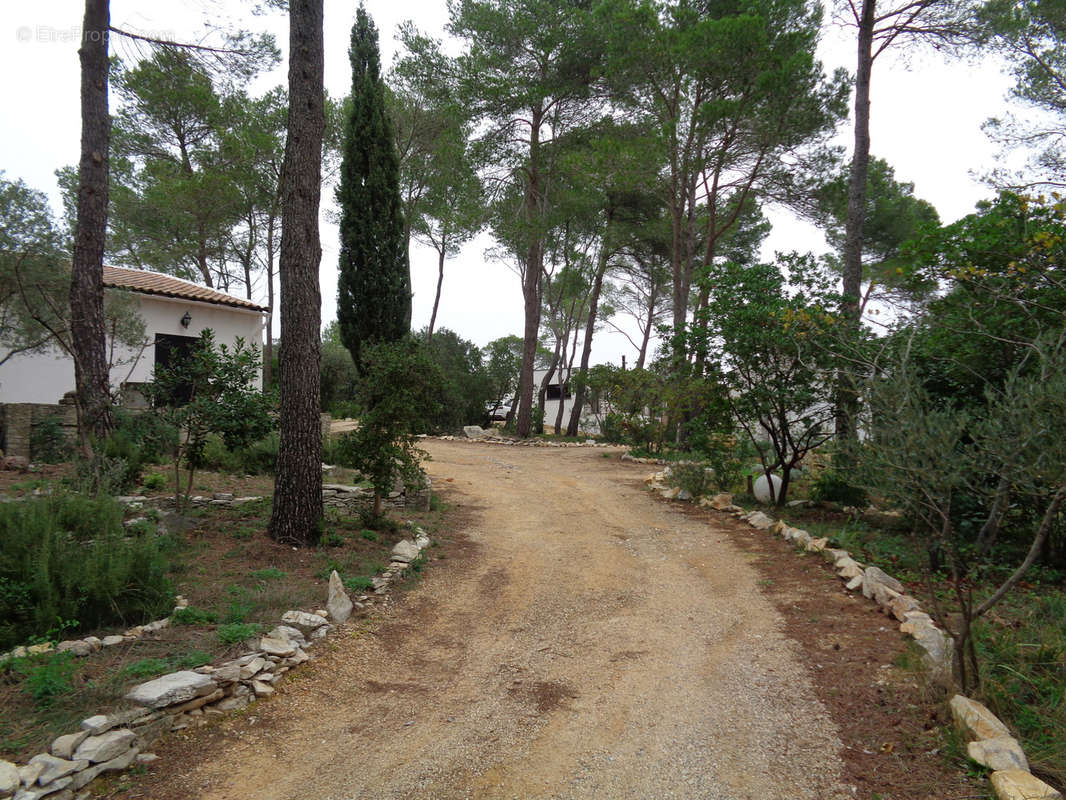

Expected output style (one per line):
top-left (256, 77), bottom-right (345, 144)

top-left (0, 266), bottom-right (267, 405)
top-left (532, 367), bottom-right (601, 434)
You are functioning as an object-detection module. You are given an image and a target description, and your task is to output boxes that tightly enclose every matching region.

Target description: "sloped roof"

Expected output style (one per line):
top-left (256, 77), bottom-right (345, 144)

top-left (102, 266), bottom-right (267, 312)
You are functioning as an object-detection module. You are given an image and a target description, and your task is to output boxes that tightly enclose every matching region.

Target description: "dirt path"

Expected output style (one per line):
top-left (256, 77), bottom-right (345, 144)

top-left (145, 441), bottom-right (852, 799)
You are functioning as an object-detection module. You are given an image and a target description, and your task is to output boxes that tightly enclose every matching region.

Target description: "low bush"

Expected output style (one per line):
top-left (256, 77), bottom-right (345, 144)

top-left (171, 606), bottom-right (218, 626)
top-left (668, 463), bottom-right (710, 499)
top-left (810, 468), bottom-right (869, 507)
top-left (13, 652), bottom-right (77, 708)
top-left (200, 432), bottom-right (280, 476)
top-left (217, 622), bottom-right (262, 645)
top-left (0, 493), bottom-right (173, 650)
top-left (29, 415), bottom-right (71, 464)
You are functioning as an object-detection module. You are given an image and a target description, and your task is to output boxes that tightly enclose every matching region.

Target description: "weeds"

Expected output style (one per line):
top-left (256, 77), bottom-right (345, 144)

top-left (14, 652), bottom-right (77, 708)
top-left (171, 607), bottom-right (218, 626)
top-left (217, 622), bottom-right (262, 645)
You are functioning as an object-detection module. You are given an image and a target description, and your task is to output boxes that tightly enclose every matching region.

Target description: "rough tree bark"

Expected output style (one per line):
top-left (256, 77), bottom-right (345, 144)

top-left (514, 104), bottom-right (544, 438)
top-left (70, 0), bottom-right (114, 450)
top-left (836, 0), bottom-right (875, 440)
top-left (566, 210), bottom-right (614, 436)
top-left (268, 0), bottom-right (324, 547)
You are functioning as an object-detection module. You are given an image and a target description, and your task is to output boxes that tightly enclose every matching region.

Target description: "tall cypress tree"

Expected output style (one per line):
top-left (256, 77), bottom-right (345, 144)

top-left (337, 6), bottom-right (411, 371)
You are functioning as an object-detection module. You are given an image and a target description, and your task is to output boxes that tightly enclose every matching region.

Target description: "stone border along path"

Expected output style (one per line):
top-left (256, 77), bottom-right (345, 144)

top-left (643, 465), bottom-right (1063, 800)
top-left (0, 526), bottom-right (433, 800)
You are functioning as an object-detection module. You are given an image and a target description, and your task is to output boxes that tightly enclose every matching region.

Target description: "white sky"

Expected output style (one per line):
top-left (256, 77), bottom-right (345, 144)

top-left (0, 1), bottom-right (1023, 366)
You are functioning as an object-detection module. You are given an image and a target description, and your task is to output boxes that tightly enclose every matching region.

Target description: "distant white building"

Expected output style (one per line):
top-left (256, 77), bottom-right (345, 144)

top-left (0, 266), bottom-right (267, 405)
top-left (532, 367), bottom-right (601, 434)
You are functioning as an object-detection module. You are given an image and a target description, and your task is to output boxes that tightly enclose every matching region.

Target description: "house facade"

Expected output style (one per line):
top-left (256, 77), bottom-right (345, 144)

top-left (533, 367), bottom-right (601, 434)
top-left (0, 266), bottom-right (267, 405)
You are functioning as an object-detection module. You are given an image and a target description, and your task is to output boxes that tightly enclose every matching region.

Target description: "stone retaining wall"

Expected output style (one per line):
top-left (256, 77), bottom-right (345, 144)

top-left (0, 404), bottom-right (78, 461)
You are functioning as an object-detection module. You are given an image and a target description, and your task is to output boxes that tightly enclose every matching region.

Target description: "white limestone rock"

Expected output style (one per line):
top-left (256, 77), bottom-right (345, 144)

top-left (258, 635), bottom-right (296, 659)
top-left (280, 610), bottom-right (328, 632)
top-left (462, 425), bottom-right (487, 439)
top-left (125, 671), bottom-right (217, 709)
top-left (0, 760), bottom-right (19, 795)
top-left (49, 732), bottom-right (89, 760)
top-left (746, 512), bottom-right (775, 530)
top-left (267, 625), bottom-right (307, 648)
top-left (54, 641), bottom-right (92, 658)
top-left (326, 570), bottom-right (354, 624)
top-left (950, 695), bottom-right (1012, 742)
top-left (72, 729), bottom-right (136, 764)
top-left (391, 539), bottom-right (421, 563)
top-left (26, 754), bottom-right (84, 786)
top-left (989, 770), bottom-right (1062, 800)
top-left (99, 635), bottom-right (126, 648)
top-left (968, 736), bottom-right (1029, 772)
top-left (835, 558), bottom-right (864, 580)
top-left (861, 566), bottom-right (904, 598)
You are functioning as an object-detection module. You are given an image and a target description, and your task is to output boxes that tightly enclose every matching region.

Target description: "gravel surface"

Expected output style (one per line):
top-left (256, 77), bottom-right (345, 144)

top-left (160, 441), bottom-right (852, 799)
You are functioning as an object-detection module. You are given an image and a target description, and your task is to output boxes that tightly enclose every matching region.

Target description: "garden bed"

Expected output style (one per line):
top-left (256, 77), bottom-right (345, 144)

top-left (0, 467), bottom-right (451, 763)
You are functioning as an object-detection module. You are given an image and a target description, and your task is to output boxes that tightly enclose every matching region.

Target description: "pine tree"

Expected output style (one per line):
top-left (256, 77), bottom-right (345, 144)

top-left (337, 6), bottom-right (411, 371)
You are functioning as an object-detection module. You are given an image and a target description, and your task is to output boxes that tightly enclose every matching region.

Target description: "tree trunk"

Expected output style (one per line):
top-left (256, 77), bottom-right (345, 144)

top-left (70, 0), bottom-right (114, 450)
top-left (269, 0), bottom-right (325, 547)
top-left (837, 0), bottom-right (875, 440)
top-left (566, 211), bottom-right (613, 437)
top-left (264, 211), bottom-right (276, 389)
top-left (515, 105), bottom-right (544, 438)
top-left (427, 243), bottom-right (445, 340)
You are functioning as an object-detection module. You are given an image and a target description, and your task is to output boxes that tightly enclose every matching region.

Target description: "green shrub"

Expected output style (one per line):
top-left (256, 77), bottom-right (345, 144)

top-left (217, 622), bottom-right (262, 645)
top-left (343, 575), bottom-right (374, 592)
top-left (321, 531), bottom-right (345, 547)
top-left (668, 463), bottom-right (710, 499)
top-left (171, 606), bottom-right (218, 626)
top-left (30, 415), bottom-right (72, 464)
top-left (200, 431), bottom-right (280, 476)
top-left (14, 652), bottom-right (77, 708)
top-left (0, 494), bottom-right (173, 649)
top-left (142, 472), bottom-right (167, 491)
top-left (222, 585), bottom-right (255, 623)
top-left (810, 469), bottom-right (869, 507)
top-left (359, 529), bottom-right (379, 542)
top-left (696, 433), bottom-right (743, 493)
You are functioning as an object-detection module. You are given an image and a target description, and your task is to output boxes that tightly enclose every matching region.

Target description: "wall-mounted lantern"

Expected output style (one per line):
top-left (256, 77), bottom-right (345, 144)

top-left (180, 312), bottom-right (192, 329)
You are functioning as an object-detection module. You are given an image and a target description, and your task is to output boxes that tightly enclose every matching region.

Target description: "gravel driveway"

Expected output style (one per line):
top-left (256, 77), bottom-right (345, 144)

top-left (154, 440), bottom-right (851, 799)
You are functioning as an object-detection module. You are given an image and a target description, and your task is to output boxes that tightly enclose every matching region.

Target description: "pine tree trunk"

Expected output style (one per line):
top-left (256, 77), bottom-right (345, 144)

top-left (269, 0), bottom-right (325, 547)
top-left (70, 0), bottom-right (113, 450)
top-left (427, 244), bottom-right (445, 340)
top-left (515, 105), bottom-right (544, 439)
top-left (567, 212), bottom-right (614, 436)
top-left (837, 0), bottom-right (875, 440)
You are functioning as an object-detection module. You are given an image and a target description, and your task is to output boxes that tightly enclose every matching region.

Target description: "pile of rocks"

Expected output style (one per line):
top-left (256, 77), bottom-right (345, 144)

top-left (645, 476), bottom-right (1061, 800)
top-left (0, 527), bottom-right (433, 800)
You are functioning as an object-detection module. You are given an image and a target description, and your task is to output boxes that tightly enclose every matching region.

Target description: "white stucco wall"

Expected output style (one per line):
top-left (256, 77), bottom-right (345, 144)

top-left (0, 293), bottom-right (264, 404)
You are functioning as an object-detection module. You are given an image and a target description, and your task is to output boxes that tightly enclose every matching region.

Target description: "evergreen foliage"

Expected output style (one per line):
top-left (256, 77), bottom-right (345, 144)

top-left (337, 6), bottom-right (411, 372)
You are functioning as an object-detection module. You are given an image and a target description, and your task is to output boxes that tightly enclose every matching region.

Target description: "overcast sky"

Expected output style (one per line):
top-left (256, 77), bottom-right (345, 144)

top-left (0, 1), bottom-right (1022, 366)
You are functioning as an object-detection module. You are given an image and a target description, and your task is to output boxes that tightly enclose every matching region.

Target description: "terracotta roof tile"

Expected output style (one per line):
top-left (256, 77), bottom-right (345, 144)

top-left (102, 266), bottom-right (267, 312)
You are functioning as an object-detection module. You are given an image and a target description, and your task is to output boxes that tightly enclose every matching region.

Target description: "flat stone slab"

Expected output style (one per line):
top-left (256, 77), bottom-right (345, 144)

top-left (968, 736), bottom-right (1029, 772)
top-left (258, 636), bottom-right (297, 658)
top-left (281, 610), bottom-right (329, 631)
top-left (990, 769), bottom-right (1062, 800)
top-left (73, 729), bottom-right (136, 764)
top-left (951, 695), bottom-right (1012, 741)
top-left (391, 540), bottom-right (421, 563)
top-left (50, 731), bottom-right (89, 760)
top-left (26, 753), bottom-right (85, 785)
top-left (125, 671), bottom-right (217, 708)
